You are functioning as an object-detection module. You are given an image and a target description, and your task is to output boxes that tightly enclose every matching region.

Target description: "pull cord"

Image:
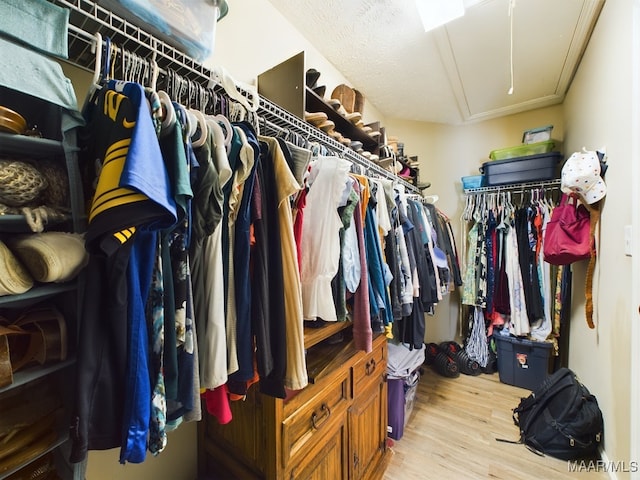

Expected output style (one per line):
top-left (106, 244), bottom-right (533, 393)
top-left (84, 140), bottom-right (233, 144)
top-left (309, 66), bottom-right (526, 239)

top-left (508, 0), bottom-right (516, 95)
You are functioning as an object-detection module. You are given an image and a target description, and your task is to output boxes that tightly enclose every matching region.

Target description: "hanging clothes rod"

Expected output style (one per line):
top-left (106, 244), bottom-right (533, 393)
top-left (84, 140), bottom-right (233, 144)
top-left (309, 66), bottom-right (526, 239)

top-left (463, 178), bottom-right (561, 194)
top-left (52, 0), bottom-right (422, 195)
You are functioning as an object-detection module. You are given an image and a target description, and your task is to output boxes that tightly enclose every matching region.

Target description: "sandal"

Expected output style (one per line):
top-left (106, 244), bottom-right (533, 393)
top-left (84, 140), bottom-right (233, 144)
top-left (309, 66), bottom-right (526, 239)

top-left (0, 411), bottom-right (59, 475)
top-left (0, 323), bottom-right (28, 388)
top-left (0, 305), bottom-right (67, 387)
top-left (4, 452), bottom-right (58, 480)
top-left (11, 305), bottom-right (67, 372)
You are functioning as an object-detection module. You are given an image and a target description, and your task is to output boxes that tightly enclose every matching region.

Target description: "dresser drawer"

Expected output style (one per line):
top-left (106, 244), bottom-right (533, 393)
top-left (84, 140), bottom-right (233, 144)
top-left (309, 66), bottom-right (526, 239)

top-left (281, 368), bottom-right (350, 468)
top-left (352, 336), bottom-right (387, 398)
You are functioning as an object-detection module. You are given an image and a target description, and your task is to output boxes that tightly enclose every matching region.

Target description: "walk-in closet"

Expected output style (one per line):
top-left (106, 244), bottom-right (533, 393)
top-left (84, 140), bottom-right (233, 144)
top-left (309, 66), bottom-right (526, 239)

top-left (1, 1), bottom-right (638, 479)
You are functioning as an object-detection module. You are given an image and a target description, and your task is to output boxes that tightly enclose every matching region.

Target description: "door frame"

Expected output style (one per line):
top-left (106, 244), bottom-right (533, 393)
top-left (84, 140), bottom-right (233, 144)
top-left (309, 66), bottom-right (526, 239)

top-left (631, 1), bottom-right (640, 478)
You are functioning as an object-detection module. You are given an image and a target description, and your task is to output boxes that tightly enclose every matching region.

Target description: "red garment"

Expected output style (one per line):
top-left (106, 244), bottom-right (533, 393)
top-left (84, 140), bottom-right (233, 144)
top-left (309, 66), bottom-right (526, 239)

top-left (292, 188), bottom-right (307, 273)
top-left (202, 385), bottom-right (232, 424)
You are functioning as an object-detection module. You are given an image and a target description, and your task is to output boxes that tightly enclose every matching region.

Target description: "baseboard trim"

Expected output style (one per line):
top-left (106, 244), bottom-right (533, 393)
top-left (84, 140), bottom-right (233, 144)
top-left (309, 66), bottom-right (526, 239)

top-left (599, 448), bottom-right (618, 480)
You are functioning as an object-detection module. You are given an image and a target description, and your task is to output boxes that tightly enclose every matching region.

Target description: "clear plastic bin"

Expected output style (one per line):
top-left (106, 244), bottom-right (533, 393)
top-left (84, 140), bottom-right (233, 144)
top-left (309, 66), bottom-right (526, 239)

top-left (98, 0), bottom-right (228, 61)
top-left (522, 125), bottom-right (553, 144)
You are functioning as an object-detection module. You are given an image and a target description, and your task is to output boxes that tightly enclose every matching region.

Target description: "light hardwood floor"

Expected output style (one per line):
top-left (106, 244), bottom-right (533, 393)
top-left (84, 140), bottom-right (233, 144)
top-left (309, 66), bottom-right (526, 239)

top-left (382, 368), bottom-right (608, 480)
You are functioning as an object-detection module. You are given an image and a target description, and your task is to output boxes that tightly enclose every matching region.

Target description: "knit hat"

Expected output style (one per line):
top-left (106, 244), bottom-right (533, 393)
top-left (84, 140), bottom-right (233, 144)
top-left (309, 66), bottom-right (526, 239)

top-left (0, 159), bottom-right (48, 207)
top-left (560, 151), bottom-right (607, 204)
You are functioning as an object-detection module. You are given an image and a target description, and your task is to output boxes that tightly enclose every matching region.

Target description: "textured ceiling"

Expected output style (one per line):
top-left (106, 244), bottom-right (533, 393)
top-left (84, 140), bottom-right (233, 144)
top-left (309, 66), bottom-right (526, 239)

top-left (266, 0), bottom-right (604, 125)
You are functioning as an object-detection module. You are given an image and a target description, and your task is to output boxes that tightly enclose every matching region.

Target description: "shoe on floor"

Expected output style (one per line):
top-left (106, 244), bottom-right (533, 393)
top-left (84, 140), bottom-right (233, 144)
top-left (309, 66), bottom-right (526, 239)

top-left (8, 232), bottom-right (88, 283)
top-left (0, 240), bottom-right (33, 296)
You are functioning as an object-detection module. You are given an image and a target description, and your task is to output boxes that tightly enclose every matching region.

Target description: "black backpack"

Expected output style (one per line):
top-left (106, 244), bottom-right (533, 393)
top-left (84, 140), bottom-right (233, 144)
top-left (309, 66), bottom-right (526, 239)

top-left (500, 367), bottom-right (604, 460)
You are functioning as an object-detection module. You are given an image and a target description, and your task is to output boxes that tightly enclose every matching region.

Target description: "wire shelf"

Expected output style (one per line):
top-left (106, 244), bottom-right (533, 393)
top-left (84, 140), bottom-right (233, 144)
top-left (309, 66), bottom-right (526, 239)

top-left (49, 0), bottom-right (422, 194)
top-left (463, 179), bottom-right (561, 194)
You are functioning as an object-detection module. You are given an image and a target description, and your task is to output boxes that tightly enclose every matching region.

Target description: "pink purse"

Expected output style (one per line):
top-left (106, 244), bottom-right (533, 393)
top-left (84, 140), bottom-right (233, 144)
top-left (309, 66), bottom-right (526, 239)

top-left (543, 194), bottom-right (593, 265)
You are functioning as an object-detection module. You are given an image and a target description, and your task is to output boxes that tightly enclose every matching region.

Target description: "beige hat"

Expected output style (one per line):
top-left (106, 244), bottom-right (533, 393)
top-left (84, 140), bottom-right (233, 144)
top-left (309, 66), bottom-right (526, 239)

top-left (8, 232), bottom-right (88, 283)
top-left (0, 240), bottom-right (33, 296)
top-left (561, 151), bottom-right (607, 204)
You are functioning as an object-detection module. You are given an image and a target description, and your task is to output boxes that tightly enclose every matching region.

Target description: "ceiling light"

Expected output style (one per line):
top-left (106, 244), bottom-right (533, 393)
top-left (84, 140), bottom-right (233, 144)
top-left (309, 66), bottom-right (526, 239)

top-left (416, 0), bottom-right (465, 32)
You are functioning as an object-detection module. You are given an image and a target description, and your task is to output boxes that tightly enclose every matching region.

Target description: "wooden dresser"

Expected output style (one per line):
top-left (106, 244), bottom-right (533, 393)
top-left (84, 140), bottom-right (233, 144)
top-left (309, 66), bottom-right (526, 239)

top-left (198, 326), bottom-right (389, 480)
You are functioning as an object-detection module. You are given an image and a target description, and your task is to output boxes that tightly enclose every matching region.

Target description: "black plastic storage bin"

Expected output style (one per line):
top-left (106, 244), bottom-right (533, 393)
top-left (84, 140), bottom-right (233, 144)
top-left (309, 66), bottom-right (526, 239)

top-left (494, 335), bottom-right (553, 391)
top-left (481, 152), bottom-right (563, 186)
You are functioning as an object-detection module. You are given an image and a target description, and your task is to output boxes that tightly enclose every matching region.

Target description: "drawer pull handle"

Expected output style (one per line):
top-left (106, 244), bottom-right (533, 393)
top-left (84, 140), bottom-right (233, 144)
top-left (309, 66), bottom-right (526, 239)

top-left (365, 358), bottom-right (377, 375)
top-left (311, 403), bottom-right (331, 429)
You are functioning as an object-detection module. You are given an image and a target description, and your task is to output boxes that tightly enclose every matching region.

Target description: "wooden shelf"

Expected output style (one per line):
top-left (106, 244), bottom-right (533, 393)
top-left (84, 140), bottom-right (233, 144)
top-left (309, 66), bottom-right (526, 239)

top-left (305, 337), bottom-right (355, 384)
top-left (305, 87), bottom-right (379, 151)
top-left (304, 320), bottom-right (352, 350)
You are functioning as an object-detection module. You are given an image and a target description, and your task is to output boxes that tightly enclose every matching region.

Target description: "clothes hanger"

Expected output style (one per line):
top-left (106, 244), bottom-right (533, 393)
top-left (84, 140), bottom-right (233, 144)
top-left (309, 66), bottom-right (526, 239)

top-left (158, 90), bottom-right (176, 132)
top-left (138, 54), bottom-right (149, 86)
top-left (121, 47), bottom-right (129, 81)
top-left (209, 65), bottom-right (259, 113)
top-left (215, 114), bottom-right (234, 151)
top-left (84, 32), bottom-right (106, 106)
top-left (189, 109), bottom-right (208, 148)
top-left (207, 117), bottom-right (233, 187)
top-left (182, 107), bottom-right (197, 139)
top-left (109, 43), bottom-right (120, 81)
top-left (150, 53), bottom-right (159, 92)
top-left (90, 32), bottom-right (103, 87)
top-left (101, 36), bottom-right (112, 83)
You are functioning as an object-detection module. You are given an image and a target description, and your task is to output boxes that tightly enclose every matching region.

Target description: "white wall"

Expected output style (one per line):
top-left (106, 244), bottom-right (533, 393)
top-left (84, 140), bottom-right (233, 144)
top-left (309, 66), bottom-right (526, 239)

top-left (85, 422), bottom-right (197, 480)
top-left (563, 0), bottom-right (633, 474)
top-left (385, 105), bottom-right (564, 343)
top-left (207, 0), bottom-right (386, 124)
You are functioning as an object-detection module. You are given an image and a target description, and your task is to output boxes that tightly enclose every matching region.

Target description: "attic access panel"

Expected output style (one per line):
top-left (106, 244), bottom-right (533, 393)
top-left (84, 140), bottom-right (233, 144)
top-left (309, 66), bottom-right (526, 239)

top-left (435, 0), bottom-right (605, 122)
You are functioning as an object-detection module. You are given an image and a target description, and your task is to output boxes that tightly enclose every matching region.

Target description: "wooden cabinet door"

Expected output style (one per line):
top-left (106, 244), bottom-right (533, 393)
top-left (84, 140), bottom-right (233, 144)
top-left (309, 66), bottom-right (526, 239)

top-left (286, 417), bottom-right (349, 480)
top-left (349, 377), bottom-right (387, 480)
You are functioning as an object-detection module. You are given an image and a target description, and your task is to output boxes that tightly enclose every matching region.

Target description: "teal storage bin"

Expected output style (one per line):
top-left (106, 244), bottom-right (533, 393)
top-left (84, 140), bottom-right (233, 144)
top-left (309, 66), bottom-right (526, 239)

top-left (461, 174), bottom-right (485, 190)
top-left (494, 335), bottom-right (553, 391)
